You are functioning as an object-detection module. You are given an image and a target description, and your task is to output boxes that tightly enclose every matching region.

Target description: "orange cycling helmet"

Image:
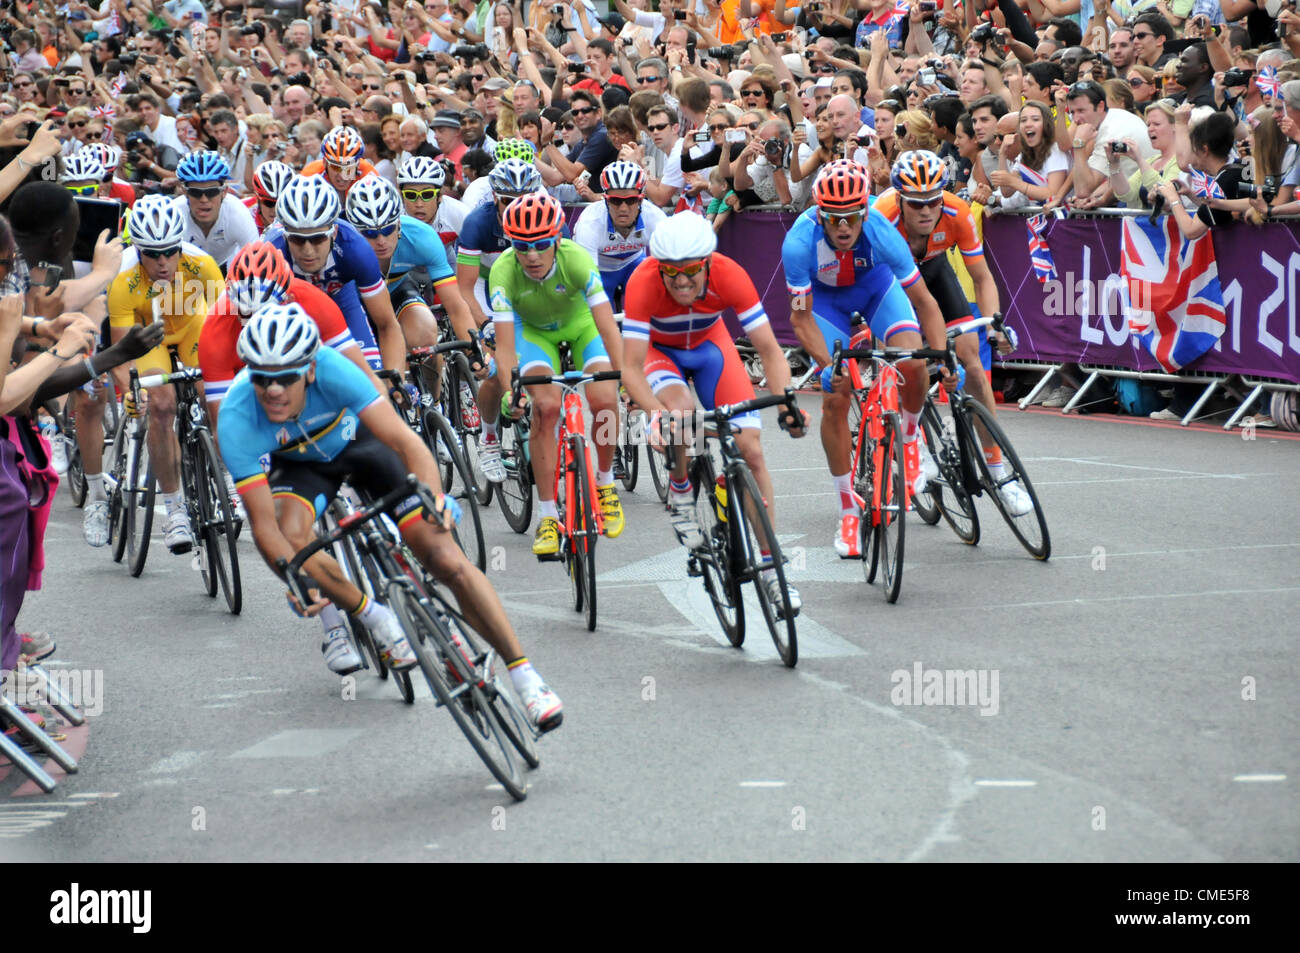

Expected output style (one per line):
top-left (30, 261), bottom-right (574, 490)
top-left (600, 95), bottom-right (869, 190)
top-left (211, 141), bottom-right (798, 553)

top-left (890, 150), bottom-right (948, 196)
top-left (813, 162), bottom-right (869, 212)
top-left (321, 125), bottom-right (364, 165)
top-left (227, 241), bottom-right (293, 314)
top-left (502, 192), bottom-right (565, 243)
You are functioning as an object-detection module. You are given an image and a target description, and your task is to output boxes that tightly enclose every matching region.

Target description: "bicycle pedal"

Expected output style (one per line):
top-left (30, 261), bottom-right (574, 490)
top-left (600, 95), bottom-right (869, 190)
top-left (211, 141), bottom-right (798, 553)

top-left (686, 555), bottom-right (702, 577)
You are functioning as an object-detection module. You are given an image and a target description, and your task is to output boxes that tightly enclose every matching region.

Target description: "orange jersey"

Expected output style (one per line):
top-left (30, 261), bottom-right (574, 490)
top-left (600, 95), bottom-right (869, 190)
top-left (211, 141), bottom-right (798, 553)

top-left (872, 189), bottom-right (983, 265)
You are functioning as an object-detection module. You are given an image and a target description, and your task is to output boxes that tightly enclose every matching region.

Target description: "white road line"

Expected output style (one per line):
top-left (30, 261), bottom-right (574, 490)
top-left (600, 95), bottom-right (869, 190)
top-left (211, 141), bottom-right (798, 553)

top-left (485, 784), bottom-right (503, 791)
top-left (67, 792), bottom-right (119, 798)
top-left (1035, 475), bottom-right (1256, 486)
top-left (974, 779), bottom-right (1037, 788)
top-left (1232, 774), bottom-right (1286, 783)
top-left (739, 780), bottom-right (787, 788)
top-left (1027, 456), bottom-right (1246, 479)
top-left (0, 801), bottom-right (91, 808)
top-left (985, 586), bottom-right (1300, 611)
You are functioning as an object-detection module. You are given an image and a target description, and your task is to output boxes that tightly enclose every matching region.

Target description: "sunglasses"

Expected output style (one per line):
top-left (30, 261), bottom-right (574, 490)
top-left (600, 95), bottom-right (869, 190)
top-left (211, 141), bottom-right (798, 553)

top-left (69, 89), bottom-right (86, 96)
top-left (743, 122), bottom-right (760, 130)
top-left (817, 65), bottom-right (836, 74)
top-left (68, 121), bottom-right (87, 129)
top-left (249, 366), bottom-right (309, 388)
top-left (326, 161), bottom-right (359, 175)
top-left (187, 186), bottom-right (224, 199)
top-left (511, 237), bottom-right (557, 253)
top-left (646, 121), bottom-right (671, 132)
top-left (606, 195), bottom-right (642, 207)
top-left (562, 122), bottom-right (576, 131)
top-left (638, 75), bottom-right (662, 84)
top-left (363, 83), bottom-right (382, 91)
top-left (401, 187), bottom-right (440, 201)
top-left (472, 74), bottom-right (487, 81)
top-left (357, 223), bottom-right (399, 239)
top-left (658, 259), bottom-right (707, 278)
top-left (1128, 76), bottom-right (1150, 85)
top-left (1132, 31), bottom-right (1154, 39)
top-left (84, 131), bottom-right (103, 140)
top-left (14, 80), bottom-right (33, 87)
top-left (66, 184), bottom-right (98, 196)
top-left (571, 106), bottom-right (596, 116)
top-left (903, 196), bottom-right (943, 209)
top-left (742, 88), bottom-right (766, 97)
top-left (140, 246), bottom-right (181, 259)
top-left (286, 231), bottom-right (332, 246)
top-left (819, 210), bottom-right (864, 227)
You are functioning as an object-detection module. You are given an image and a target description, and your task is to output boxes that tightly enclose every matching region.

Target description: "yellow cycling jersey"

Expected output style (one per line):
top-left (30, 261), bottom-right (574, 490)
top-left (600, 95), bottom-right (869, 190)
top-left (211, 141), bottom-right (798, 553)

top-left (108, 241), bottom-right (223, 374)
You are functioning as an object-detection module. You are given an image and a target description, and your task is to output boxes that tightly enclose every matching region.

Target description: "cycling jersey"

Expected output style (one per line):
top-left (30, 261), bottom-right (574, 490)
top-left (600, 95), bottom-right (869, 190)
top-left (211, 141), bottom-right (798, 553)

top-left (459, 176), bottom-right (493, 212)
top-left (459, 201), bottom-right (572, 317)
top-left (781, 205), bottom-right (921, 349)
top-left (871, 189), bottom-right (983, 264)
top-left (488, 240), bottom-right (609, 373)
top-left (241, 194), bottom-right (273, 233)
top-left (432, 195), bottom-right (468, 268)
top-left (572, 199), bottom-right (667, 302)
top-left (107, 241), bottom-right (222, 376)
top-left (169, 193), bottom-right (261, 269)
top-left (300, 158), bottom-right (378, 197)
top-left (622, 253), bottom-right (766, 428)
top-left (265, 220), bottom-right (388, 369)
top-left (199, 278), bottom-right (359, 404)
top-left (388, 214), bottom-right (457, 286)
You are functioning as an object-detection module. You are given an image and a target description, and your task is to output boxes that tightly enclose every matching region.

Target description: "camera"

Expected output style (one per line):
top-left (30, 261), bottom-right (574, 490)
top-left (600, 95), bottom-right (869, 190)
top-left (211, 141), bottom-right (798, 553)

top-left (917, 67), bottom-right (936, 85)
top-left (674, 10), bottom-right (686, 19)
top-left (172, 29), bottom-right (183, 40)
top-left (415, 51), bottom-right (437, 62)
top-left (725, 128), bottom-right (747, 143)
top-left (551, 4), bottom-right (562, 13)
top-left (707, 44), bottom-right (746, 59)
top-left (1111, 141), bottom-right (1127, 153)
top-left (764, 137), bottom-right (786, 164)
top-left (919, 1), bottom-right (937, 10)
top-left (804, 49), bottom-right (817, 60)
top-left (452, 43), bottom-right (489, 60)
top-left (288, 71), bottom-right (312, 86)
top-left (770, 32), bottom-right (789, 42)
top-left (1222, 68), bottom-right (1251, 87)
top-left (568, 62), bottom-right (585, 73)
top-left (693, 130), bottom-right (711, 143)
top-left (1238, 176), bottom-right (1279, 203)
top-left (119, 52), bottom-right (139, 67)
top-left (240, 25), bottom-right (260, 36)
top-left (970, 22), bottom-right (996, 45)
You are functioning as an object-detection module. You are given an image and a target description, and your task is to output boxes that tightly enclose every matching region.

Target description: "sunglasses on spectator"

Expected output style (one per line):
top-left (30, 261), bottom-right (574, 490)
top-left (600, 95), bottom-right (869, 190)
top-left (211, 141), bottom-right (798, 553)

top-left (877, 99), bottom-right (903, 111)
top-left (742, 88), bottom-right (765, 98)
top-left (472, 74), bottom-right (487, 81)
top-left (742, 121), bottom-right (760, 130)
top-left (286, 231), bottom-right (332, 246)
top-left (68, 120), bottom-right (87, 129)
top-left (357, 223), bottom-right (399, 239)
top-left (817, 65), bottom-right (836, 74)
top-left (363, 82), bottom-right (382, 90)
top-left (819, 210), bottom-right (864, 227)
top-left (571, 106), bottom-right (596, 116)
top-left (562, 122), bottom-right (576, 130)
top-left (606, 195), bottom-right (642, 207)
top-left (658, 259), bottom-right (707, 278)
top-left (511, 237), bottom-right (556, 253)
top-left (249, 366), bottom-right (309, 388)
top-left (902, 196), bottom-right (943, 209)
top-left (83, 131), bottom-right (103, 140)
top-left (402, 187), bottom-right (440, 201)
top-left (186, 186), bottom-right (224, 199)
top-left (646, 121), bottom-right (671, 132)
top-left (14, 80), bottom-right (33, 87)
top-left (140, 246), bottom-right (181, 259)
top-left (65, 184), bottom-right (98, 196)
top-left (69, 88), bottom-right (86, 96)
top-left (1132, 30), bottom-right (1154, 39)
top-left (1127, 76), bottom-right (1150, 86)
top-left (637, 74), bottom-right (662, 84)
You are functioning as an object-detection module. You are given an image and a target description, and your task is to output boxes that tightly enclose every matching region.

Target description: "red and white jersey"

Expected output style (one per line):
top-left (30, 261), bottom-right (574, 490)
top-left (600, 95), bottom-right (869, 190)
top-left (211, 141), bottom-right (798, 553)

top-left (622, 253), bottom-right (768, 349)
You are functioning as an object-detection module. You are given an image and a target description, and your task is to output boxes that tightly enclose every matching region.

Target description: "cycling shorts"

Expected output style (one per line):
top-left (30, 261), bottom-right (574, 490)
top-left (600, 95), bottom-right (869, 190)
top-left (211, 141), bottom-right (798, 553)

top-left (599, 259), bottom-right (639, 311)
top-left (389, 272), bottom-right (433, 318)
top-left (919, 256), bottom-right (991, 369)
top-left (268, 428), bottom-right (425, 529)
top-left (811, 278), bottom-right (919, 358)
top-left (516, 312), bottom-right (608, 376)
top-left (644, 320), bottom-right (760, 430)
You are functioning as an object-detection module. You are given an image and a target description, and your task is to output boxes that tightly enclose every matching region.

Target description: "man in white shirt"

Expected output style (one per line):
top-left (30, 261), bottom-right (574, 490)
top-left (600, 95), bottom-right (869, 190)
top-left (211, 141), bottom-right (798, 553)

top-left (133, 93), bottom-right (188, 159)
top-left (643, 103), bottom-right (685, 207)
top-left (170, 153), bottom-right (261, 270)
top-left (1065, 81), bottom-right (1155, 207)
top-left (209, 110), bottom-right (249, 196)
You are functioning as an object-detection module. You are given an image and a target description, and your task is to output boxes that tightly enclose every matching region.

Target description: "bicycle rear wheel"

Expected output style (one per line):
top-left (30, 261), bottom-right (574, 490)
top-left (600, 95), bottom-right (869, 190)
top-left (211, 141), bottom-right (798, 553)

top-left (391, 584), bottom-right (526, 801)
top-left (108, 421), bottom-right (128, 563)
top-left (126, 425), bottom-right (154, 579)
top-left (565, 434), bottom-right (598, 632)
top-left (924, 400), bottom-right (980, 546)
top-left (645, 443), bottom-right (669, 504)
top-left (873, 412), bottom-right (906, 604)
top-left (495, 419), bottom-right (533, 534)
top-left (731, 465), bottom-right (797, 667)
top-left (424, 410), bottom-right (486, 572)
top-left (854, 421), bottom-right (880, 580)
top-left (196, 430), bottom-right (243, 614)
top-left (961, 400), bottom-right (1051, 560)
top-left (619, 405), bottom-right (640, 491)
top-left (910, 412), bottom-right (941, 526)
top-left (692, 455), bottom-right (743, 646)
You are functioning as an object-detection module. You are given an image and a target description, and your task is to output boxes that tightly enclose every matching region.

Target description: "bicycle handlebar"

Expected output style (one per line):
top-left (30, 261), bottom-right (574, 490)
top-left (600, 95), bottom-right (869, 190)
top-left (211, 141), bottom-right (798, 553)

top-left (409, 337), bottom-right (484, 365)
top-left (701, 388), bottom-right (803, 436)
top-left (136, 367), bottom-right (203, 389)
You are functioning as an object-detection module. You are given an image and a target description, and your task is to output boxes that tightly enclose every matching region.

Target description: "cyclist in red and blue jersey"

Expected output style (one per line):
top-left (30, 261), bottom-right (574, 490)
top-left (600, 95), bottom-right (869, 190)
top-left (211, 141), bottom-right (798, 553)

top-left (621, 211), bottom-right (807, 617)
top-left (264, 174), bottom-right (404, 373)
top-left (242, 161), bottom-right (295, 234)
top-left (781, 160), bottom-right (948, 559)
top-left (572, 160), bottom-right (667, 311)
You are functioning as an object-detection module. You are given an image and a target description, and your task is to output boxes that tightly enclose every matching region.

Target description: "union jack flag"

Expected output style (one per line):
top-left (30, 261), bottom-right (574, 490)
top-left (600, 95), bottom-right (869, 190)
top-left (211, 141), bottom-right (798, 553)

top-left (1188, 168), bottom-right (1224, 201)
top-left (1256, 65), bottom-right (1281, 101)
top-left (1120, 216), bottom-right (1226, 373)
top-left (93, 104), bottom-right (115, 131)
top-left (1025, 213), bottom-right (1056, 283)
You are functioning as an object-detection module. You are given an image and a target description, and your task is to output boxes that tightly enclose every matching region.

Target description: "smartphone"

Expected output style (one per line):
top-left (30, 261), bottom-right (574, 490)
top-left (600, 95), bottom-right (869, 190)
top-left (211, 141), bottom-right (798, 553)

top-left (23, 120), bottom-right (40, 141)
top-left (693, 130), bottom-right (711, 143)
top-left (725, 128), bottom-right (746, 143)
top-left (577, 170), bottom-right (591, 185)
top-left (674, 10), bottom-right (687, 19)
top-left (37, 262), bottom-right (63, 292)
top-left (770, 32), bottom-right (789, 42)
top-left (73, 198), bottom-right (123, 264)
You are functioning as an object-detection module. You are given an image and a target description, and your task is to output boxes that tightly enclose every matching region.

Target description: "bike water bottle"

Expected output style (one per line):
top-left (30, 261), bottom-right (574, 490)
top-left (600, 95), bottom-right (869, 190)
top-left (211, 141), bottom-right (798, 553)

top-left (459, 379), bottom-right (480, 429)
top-left (714, 474), bottom-right (728, 523)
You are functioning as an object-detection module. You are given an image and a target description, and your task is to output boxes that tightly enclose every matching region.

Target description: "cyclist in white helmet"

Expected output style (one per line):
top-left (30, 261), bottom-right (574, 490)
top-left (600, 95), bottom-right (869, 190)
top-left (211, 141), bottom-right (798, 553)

top-left (397, 155), bottom-right (466, 270)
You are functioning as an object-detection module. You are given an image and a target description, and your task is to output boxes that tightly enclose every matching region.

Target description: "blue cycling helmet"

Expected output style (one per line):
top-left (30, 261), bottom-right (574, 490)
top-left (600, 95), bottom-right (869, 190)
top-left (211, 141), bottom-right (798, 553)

top-left (176, 150), bottom-right (232, 184)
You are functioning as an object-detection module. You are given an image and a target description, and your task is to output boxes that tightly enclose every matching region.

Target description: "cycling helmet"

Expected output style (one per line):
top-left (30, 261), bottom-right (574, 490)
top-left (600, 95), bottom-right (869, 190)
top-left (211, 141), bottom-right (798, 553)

top-left (86, 142), bottom-right (122, 174)
top-left (227, 241), bottom-right (293, 315)
top-left (648, 210), bottom-right (717, 262)
top-left (129, 195), bottom-right (187, 249)
top-left (344, 173), bottom-right (402, 230)
top-left (176, 150), bottom-right (231, 184)
top-left (488, 157), bottom-right (541, 197)
top-left (501, 192), bottom-right (564, 243)
top-left (890, 149), bottom-right (948, 196)
top-left (237, 302), bottom-right (321, 370)
top-left (321, 125), bottom-right (364, 165)
top-left (252, 160), bottom-right (296, 202)
top-left (600, 160), bottom-right (646, 194)
top-left (61, 149), bottom-right (105, 183)
top-left (397, 155), bottom-right (446, 188)
top-left (276, 173), bottom-right (341, 231)
top-left (493, 137), bottom-right (536, 163)
top-left (813, 162), bottom-right (869, 212)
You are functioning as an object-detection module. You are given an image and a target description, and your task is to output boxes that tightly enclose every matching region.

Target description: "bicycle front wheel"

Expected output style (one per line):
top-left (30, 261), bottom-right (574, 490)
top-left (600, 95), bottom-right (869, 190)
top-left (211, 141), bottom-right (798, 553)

top-left (730, 465), bottom-right (797, 667)
top-left (873, 412), bottom-right (906, 604)
top-left (391, 584), bottom-right (526, 801)
top-left (565, 434), bottom-right (598, 632)
top-left (452, 606), bottom-right (540, 769)
top-left (645, 442), bottom-right (669, 504)
top-left (424, 410), bottom-right (486, 572)
top-left (924, 399), bottom-right (980, 546)
top-left (693, 455), bottom-right (743, 646)
top-left (108, 421), bottom-right (128, 563)
top-left (197, 430), bottom-right (243, 614)
top-left (619, 407), bottom-right (640, 492)
top-left (125, 424), bottom-right (154, 579)
top-left (495, 419), bottom-right (533, 534)
top-left (910, 408), bottom-right (941, 526)
top-left (961, 400), bottom-right (1051, 560)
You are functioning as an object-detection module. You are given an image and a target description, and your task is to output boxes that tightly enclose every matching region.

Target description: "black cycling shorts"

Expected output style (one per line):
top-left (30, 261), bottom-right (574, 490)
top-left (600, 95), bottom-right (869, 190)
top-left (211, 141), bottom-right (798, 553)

top-left (919, 255), bottom-right (975, 330)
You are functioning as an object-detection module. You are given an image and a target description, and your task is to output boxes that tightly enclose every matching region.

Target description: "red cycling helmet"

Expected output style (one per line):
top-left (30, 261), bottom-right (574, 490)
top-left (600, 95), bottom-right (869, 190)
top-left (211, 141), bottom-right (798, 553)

top-left (227, 241), bottom-right (293, 315)
top-left (502, 192), bottom-right (565, 243)
top-left (813, 163), bottom-right (870, 212)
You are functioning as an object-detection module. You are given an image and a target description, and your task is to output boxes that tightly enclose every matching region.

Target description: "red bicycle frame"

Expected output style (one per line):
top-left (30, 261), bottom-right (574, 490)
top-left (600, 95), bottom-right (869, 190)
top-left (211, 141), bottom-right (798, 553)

top-left (845, 330), bottom-right (911, 521)
top-left (554, 384), bottom-right (605, 541)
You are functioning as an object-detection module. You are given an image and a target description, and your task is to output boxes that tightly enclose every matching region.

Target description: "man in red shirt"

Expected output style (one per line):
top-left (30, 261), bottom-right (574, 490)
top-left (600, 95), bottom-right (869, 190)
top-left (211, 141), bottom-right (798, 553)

top-left (573, 39), bottom-right (630, 96)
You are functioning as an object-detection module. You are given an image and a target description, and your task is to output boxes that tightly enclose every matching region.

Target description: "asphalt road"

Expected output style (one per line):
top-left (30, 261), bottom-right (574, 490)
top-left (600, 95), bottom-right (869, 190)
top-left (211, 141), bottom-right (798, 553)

top-left (3, 399), bottom-right (1297, 862)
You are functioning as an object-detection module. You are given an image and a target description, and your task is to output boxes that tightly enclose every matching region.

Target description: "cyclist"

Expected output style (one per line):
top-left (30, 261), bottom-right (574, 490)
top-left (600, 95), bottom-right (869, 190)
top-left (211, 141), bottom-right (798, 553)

top-left (396, 155), bottom-right (466, 267)
top-left (86, 143), bottom-right (137, 207)
top-left (489, 192), bottom-right (625, 556)
top-left (218, 306), bottom-right (563, 728)
top-left (299, 125), bottom-right (377, 203)
top-left (621, 211), bottom-right (807, 615)
top-left (457, 158), bottom-right (570, 485)
top-left (265, 174), bottom-right (405, 373)
top-left (461, 138), bottom-right (537, 212)
top-left (61, 148), bottom-right (107, 201)
top-left (169, 150), bottom-right (260, 271)
top-left (243, 160), bottom-right (296, 234)
top-left (872, 150), bottom-right (1032, 515)
top-left (343, 174), bottom-right (477, 357)
top-left (781, 160), bottom-right (949, 559)
top-left (104, 195), bottom-right (224, 553)
top-left (572, 160), bottom-right (667, 310)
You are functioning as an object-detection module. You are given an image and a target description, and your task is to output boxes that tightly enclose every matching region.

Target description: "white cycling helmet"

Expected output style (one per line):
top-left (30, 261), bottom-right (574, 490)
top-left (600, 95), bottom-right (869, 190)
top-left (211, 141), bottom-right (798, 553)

top-left (252, 160), bottom-right (296, 202)
top-left (344, 173), bottom-right (403, 230)
top-left (276, 174), bottom-right (341, 232)
top-left (397, 155), bottom-right (446, 187)
top-left (62, 148), bottom-right (105, 183)
top-left (86, 142), bottom-right (122, 174)
top-left (488, 157), bottom-right (541, 197)
top-left (130, 195), bottom-right (187, 250)
top-left (237, 302), bottom-right (321, 370)
top-left (649, 211), bottom-right (716, 262)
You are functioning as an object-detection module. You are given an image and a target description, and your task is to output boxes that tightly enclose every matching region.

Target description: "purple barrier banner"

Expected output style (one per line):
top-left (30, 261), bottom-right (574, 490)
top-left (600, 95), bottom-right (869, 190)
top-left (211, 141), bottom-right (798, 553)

top-left (983, 215), bottom-right (1300, 384)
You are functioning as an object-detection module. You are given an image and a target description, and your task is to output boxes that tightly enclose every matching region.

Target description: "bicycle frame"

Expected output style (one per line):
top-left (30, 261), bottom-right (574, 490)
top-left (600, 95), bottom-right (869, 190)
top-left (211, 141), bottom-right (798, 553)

top-left (843, 331), bottom-right (912, 519)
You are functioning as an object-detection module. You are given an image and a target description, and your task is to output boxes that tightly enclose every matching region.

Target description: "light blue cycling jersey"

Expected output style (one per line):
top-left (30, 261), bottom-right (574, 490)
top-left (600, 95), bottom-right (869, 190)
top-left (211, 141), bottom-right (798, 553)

top-left (218, 346), bottom-right (383, 490)
top-left (388, 214), bottom-right (456, 286)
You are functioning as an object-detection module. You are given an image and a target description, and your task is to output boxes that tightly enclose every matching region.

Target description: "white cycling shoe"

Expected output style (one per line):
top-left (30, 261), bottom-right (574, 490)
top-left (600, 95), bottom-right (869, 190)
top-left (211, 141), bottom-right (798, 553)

top-left (366, 604), bottom-right (418, 671)
top-left (322, 627), bottom-right (363, 675)
top-left (478, 435), bottom-right (507, 483)
top-left (164, 509), bottom-right (194, 554)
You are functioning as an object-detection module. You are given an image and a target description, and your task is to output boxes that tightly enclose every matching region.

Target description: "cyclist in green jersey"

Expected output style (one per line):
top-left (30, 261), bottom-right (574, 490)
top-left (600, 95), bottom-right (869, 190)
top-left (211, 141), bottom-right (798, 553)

top-left (489, 193), bottom-right (625, 557)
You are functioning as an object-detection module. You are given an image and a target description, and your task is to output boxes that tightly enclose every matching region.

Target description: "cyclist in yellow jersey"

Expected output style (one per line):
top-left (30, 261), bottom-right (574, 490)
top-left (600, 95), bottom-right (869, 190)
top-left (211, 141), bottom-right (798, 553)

top-left (106, 195), bottom-right (223, 554)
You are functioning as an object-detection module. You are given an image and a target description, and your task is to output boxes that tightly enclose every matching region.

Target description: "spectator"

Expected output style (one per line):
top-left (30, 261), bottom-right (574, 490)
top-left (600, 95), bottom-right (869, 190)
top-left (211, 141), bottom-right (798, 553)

top-left (1127, 65), bottom-right (1162, 112)
top-left (1108, 28), bottom-right (1139, 73)
top-left (575, 39), bottom-right (631, 95)
top-left (967, 94), bottom-right (1008, 199)
top-left (130, 93), bottom-right (187, 161)
top-left (1173, 42), bottom-right (1216, 108)
top-left (1132, 12), bottom-right (1177, 70)
top-left (1060, 80), bottom-right (1156, 210)
top-left (640, 103), bottom-right (686, 207)
top-left (991, 100), bottom-right (1069, 210)
top-left (1103, 78), bottom-right (1137, 114)
top-left (401, 116), bottom-right (440, 165)
top-left (1108, 100), bottom-right (1183, 209)
top-left (209, 110), bottom-right (249, 195)
top-left (733, 115), bottom-right (800, 208)
top-left (431, 111), bottom-right (469, 183)
top-left (539, 88), bottom-right (616, 189)
top-left (360, 122), bottom-right (399, 187)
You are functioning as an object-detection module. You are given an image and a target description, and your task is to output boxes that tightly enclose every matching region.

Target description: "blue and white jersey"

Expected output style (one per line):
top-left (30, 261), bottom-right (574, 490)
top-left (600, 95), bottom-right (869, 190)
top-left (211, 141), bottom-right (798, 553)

top-left (781, 204), bottom-right (919, 299)
top-left (571, 199), bottom-right (667, 276)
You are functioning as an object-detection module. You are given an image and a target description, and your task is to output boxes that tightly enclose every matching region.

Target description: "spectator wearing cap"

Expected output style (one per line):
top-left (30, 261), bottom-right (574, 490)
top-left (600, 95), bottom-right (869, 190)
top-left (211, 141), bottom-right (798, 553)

top-left (539, 88), bottom-right (617, 189)
top-left (431, 111), bottom-right (468, 184)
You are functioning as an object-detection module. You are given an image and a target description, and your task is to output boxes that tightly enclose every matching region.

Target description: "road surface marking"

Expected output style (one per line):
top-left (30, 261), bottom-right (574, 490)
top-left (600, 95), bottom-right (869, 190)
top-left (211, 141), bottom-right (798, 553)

top-left (974, 780), bottom-right (1037, 788)
top-left (1232, 774), bottom-right (1286, 782)
top-left (739, 781), bottom-right (787, 788)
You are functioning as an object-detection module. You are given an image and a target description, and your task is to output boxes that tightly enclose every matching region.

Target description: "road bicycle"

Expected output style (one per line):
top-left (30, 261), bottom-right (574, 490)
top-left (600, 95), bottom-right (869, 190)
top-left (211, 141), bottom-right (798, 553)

top-left (611, 387), bottom-right (641, 493)
top-left (280, 476), bottom-right (540, 801)
top-left (430, 326), bottom-right (495, 509)
top-left (107, 371), bottom-right (154, 578)
top-left (510, 365), bottom-right (622, 632)
top-left (52, 382), bottom-right (120, 509)
top-left (916, 318), bottom-right (1051, 560)
top-left (680, 389), bottom-right (804, 668)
